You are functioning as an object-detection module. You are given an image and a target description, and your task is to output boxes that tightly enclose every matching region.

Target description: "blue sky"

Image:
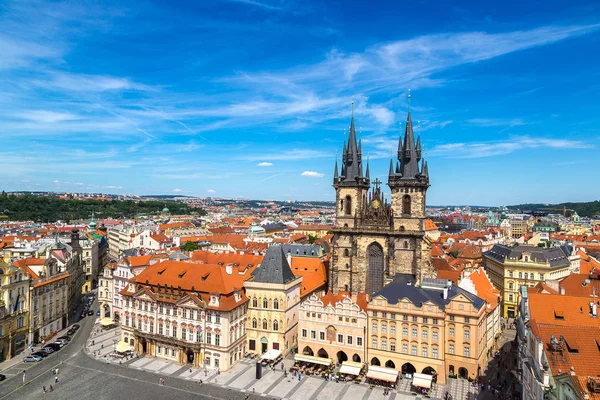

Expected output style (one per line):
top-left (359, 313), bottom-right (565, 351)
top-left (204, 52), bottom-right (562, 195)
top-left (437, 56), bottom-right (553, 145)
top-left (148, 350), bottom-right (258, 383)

top-left (1, 0), bottom-right (599, 205)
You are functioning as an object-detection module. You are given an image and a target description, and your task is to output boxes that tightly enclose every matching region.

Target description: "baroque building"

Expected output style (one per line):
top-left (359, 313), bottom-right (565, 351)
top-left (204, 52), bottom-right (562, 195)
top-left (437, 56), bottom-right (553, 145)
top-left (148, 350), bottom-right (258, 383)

top-left (330, 99), bottom-right (435, 296)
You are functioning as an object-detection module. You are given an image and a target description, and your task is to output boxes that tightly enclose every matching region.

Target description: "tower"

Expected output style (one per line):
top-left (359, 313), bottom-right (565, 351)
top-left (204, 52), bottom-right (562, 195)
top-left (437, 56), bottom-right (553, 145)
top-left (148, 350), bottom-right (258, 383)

top-left (333, 102), bottom-right (370, 229)
top-left (330, 91), bottom-right (435, 296)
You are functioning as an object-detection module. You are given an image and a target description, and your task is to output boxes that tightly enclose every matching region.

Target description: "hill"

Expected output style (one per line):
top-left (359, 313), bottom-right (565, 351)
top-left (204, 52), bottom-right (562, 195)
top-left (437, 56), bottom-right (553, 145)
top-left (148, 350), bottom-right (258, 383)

top-left (0, 193), bottom-right (201, 222)
top-left (507, 201), bottom-right (600, 218)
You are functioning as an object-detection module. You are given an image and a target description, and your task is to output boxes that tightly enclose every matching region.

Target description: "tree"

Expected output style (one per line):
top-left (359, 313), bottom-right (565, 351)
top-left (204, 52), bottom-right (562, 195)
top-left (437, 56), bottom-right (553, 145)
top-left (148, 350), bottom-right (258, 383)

top-left (449, 250), bottom-right (459, 258)
top-left (307, 234), bottom-right (318, 244)
top-left (180, 241), bottom-right (201, 252)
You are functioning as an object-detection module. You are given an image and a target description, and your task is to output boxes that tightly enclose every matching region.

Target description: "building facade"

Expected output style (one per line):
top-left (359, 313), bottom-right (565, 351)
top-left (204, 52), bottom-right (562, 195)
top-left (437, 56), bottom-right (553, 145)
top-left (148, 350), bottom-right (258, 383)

top-left (366, 276), bottom-right (489, 384)
top-left (98, 261), bottom-right (116, 319)
top-left (245, 246), bottom-right (302, 355)
top-left (120, 260), bottom-right (250, 371)
top-left (298, 291), bottom-right (368, 364)
top-left (484, 245), bottom-right (579, 318)
top-left (79, 236), bottom-right (99, 293)
top-left (0, 260), bottom-right (30, 361)
top-left (330, 105), bottom-right (434, 296)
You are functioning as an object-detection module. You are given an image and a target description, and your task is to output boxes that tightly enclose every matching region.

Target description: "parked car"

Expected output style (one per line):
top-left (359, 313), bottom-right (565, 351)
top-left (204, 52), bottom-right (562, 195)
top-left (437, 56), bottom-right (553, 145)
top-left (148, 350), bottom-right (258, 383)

top-left (66, 329), bottom-right (76, 337)
top-left (0, 374), bottom-right (6, 381)
top-left (72, 324), bottom-right (80, 330)
top-left (87, 310), bottom-right (94, 316)
top-left (43, 343), bottom-right (61, 352)
top-left (57, 336), bottom-right (71, 342)
top-left (23, 355), bottom-right (42, 362)
top-left (54, 339), bottom-right (68, 347)
top-left (80, 312), bottom-right (86, 319)
top-left (96, 310), bottom-right (100, 316)
top-left (41, 347), bottom-right (54, 354)
top-left (32, 351), bottom-right (48, 358)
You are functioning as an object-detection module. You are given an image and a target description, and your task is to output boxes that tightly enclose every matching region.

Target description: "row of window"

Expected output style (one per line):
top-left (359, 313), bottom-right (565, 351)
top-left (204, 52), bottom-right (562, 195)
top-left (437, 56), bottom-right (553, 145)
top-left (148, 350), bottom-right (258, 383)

top-left (507, 271), bottom-right (544, 281)
top-left (371, 341), bottom-right (470, 358)
top-left (124, 316), bottom-right (236, 346)
top-left (251, 298), bottom-right (281, 310)
top-left (372, 314), bottom-right (441, 324)
top-left (301, 329), bottom-right (363, 346)
top-left (251, 318), bottom-right (280, 331)
top-left (125, 299), bottom-right (221, 323)
top-left (371, 325), bottom-right (470, 340)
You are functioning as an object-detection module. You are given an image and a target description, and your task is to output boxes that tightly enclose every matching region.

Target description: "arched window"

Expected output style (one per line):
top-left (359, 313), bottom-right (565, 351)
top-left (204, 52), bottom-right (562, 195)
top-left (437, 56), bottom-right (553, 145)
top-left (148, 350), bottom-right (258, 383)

top-left (340, 199), bottom-right (344, 211)
top-left (252, 297), bottom-right (257, 307)
top-left (403, 241), bottom-right (408, 249)
top-left (402, 195), bottom-right (411, 215)
top-left (252, 318), bottom-right (257, 329)
top-left (262, 319), bottom-right (268, 330)
top-left (345, 195), bottom-right (352, 215)
top-left (274, 299), bottom-right (279, 310)
top-left (273, 320), bottom-right (279, 331)
top-left (344, 249), bottom-right (349, 257)
top-left (263, 298), bottom-right (268, 309)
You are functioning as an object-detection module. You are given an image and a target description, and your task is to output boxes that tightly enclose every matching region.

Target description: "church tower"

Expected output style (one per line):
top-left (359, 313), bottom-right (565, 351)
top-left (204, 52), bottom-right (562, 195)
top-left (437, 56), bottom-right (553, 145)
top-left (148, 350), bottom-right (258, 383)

top-left (333, 102), bottom-right (370, 229)
top-left (330, 92), bottom-right (435, 296)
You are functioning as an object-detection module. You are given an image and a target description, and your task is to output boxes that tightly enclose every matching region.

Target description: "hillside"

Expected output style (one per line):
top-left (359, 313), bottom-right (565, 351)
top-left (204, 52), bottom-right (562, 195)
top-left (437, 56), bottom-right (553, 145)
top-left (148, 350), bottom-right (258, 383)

top-left (507, 201), bottom-right (600, 218)
top-left (0, 193), bottom-right (201, 222)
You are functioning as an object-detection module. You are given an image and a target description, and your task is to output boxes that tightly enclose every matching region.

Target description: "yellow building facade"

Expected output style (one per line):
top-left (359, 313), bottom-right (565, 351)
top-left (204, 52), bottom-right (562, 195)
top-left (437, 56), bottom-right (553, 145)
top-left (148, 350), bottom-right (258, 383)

top-left (366, 276), bottom-right (489, 383)
top-left (0, 260), bottom-right (30, 361)
top-left (484, 245), bottom-right (577, 318)
top-left (245, 246), bottom-right (302, 355)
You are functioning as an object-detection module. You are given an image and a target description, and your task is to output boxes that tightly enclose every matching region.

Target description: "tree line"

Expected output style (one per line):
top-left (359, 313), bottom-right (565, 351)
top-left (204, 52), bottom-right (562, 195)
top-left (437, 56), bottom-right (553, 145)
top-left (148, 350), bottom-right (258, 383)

top-left (0, 193), bottom-right (203, 222)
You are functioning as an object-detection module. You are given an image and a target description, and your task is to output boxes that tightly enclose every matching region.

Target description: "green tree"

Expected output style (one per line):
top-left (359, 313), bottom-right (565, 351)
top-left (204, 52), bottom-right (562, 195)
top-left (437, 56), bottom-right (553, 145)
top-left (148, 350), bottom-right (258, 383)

top-left (449, 250), bottom-right (459, 258)
top-left (180, 241), bottom-right (201, 252)
top-left (307, 234), bottom-right (319, 244)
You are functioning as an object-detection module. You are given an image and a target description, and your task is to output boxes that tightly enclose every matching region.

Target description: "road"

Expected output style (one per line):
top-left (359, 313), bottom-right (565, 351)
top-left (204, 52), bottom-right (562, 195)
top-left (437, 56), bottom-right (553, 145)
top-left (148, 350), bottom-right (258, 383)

top-left (0, 299), bottom-right (260, 400)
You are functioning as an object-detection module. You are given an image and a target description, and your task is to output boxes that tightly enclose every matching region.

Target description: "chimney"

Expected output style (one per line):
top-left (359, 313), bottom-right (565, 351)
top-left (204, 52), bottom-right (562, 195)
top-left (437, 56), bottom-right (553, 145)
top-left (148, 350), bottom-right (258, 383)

top-left (286, 253), bottom-right (292, 266)
top-left (443, 288), bottom-right (448, 299)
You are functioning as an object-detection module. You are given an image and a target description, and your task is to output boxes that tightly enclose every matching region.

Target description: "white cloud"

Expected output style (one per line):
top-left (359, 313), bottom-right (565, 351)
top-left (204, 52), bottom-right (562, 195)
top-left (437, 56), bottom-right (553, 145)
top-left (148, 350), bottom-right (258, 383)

top-left (301, 171), bottom-right (324, 178)
top-left (172, 188), bottom-right (183, 193)
top-left (47, 72), bottom-right (153, 92)
top-left (19, 110), bottom-right (81, 123)
top-left (257, 162), bottom-right (274, 167)
top-left (207, 189), bottom-right (216, 193)
top-left (430, 136), bottom-right (591, 158)
top-left (52, 180), bottom-right (60, 183)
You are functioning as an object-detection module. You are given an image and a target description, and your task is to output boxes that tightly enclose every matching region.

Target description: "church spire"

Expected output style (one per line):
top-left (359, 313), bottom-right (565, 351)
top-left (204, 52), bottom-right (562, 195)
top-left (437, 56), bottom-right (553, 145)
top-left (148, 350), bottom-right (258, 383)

top-left (365, 159), bottom-right (370, 180)
top-left (397, 90), bottom-right (420, 179)
top-left (416, 121), bottom-right (422, 161)
top-left (333, 156), bottom-right (339, 182)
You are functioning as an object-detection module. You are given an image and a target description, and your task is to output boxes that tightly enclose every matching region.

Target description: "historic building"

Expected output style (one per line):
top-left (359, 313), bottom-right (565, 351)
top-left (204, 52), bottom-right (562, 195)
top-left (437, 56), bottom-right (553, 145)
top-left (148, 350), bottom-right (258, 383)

top-left (120, 259), bottom-right (250, 371)
top-left (0, 260), bottom-right (30, 361)
top-left (98, 261), bottom-right (117, 319)
top-left (15, 257), bottom-right (70, 344)
top-left (244, 245), bottom-right (302, 356)
top-left (298, 291), bottom-right (368, 364)
top-left (483, 245), bottom-right (580, 318)
top-left (367, 275), bottom-right (490, 384)
top-left (330, 99), bottom-right (434, 296)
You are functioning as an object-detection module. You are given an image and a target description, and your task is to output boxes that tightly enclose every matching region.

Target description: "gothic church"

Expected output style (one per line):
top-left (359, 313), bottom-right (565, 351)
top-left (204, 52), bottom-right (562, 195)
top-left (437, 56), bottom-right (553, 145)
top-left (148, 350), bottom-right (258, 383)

top-left (329, 101), bottom-right (436, 295)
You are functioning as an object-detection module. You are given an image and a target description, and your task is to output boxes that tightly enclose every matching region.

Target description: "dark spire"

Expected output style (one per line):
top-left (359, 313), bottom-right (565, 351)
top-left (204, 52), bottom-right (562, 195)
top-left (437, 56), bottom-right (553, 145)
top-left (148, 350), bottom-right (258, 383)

top-left (341, 101), bottom-right (363, 182)
top-left (365, 160), bottom-right (370, 180)
top-left (398, 100), bottom-right (420, 179)
top-left (334, 157), bottom-right (339, 182)
top-left (388, 158), bottom-right (394, 176)
top-left (416, 123), bottom-right (422, 162)
top-left (422, 159), bottom-right (429, 178)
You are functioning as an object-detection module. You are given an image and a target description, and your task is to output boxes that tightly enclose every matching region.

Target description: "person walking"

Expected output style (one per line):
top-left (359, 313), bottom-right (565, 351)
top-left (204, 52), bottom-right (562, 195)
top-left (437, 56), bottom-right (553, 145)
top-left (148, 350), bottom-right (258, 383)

top-left (43, 386), bottom-right (47, 393)
top-left (49, 385), bottom-right (53, 392)
top-left (55, 375), bottom-right (59, 384)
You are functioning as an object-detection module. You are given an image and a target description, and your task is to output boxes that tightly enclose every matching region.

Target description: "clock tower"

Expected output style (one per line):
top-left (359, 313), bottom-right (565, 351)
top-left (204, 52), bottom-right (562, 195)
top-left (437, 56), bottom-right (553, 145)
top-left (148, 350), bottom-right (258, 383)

top-left (330, 94), bottom-right (435, 296)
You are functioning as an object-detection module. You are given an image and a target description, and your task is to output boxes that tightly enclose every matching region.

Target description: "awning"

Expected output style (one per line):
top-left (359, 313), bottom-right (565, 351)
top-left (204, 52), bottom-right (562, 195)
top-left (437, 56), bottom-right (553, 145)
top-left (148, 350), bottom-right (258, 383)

top-left (294, 354), bottom-right (332, 366)
top-left (261, 349), bottom-right (282, 361)
top-left (339, 361), bottom-right (363, 376)
top-left (412, 373), bottom-right (433, 389)
top-left (366, 365), bottom-right (399, 382)
top-left (115, 341), bottom-right (133, 353)
top-left (101, 318), bottom-right (114, 326)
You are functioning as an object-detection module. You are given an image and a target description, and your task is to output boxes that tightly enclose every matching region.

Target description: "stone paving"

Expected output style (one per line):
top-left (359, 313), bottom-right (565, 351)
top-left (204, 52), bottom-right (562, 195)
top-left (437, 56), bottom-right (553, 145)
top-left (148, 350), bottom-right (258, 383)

top-left (85, 320), bottom-right (501, 400)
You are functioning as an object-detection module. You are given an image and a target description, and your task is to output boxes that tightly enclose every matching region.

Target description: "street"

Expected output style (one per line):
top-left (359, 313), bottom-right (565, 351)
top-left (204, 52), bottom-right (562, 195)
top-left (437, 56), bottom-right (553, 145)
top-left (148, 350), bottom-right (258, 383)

top-left (0, 298), bottom-right (262, 400)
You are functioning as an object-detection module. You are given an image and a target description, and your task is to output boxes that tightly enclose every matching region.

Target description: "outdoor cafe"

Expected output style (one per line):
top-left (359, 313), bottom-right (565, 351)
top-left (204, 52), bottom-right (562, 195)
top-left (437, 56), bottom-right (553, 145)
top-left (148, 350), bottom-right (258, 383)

top-left (366, 365), bottom-right (399, 388)
top-left (292, 354), bottom-right (333, 376)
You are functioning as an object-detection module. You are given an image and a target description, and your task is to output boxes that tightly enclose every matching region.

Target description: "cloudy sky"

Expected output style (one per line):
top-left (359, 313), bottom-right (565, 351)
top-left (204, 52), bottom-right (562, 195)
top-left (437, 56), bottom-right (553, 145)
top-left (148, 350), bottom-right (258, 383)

top-left (1, 0), bottom-right (599, 205)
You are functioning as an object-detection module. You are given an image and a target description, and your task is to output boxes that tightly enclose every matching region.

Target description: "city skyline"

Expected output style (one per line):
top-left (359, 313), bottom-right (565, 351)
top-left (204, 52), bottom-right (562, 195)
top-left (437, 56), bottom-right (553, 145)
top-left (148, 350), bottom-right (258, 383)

top-left (1, 0), bottom-right (599, 204)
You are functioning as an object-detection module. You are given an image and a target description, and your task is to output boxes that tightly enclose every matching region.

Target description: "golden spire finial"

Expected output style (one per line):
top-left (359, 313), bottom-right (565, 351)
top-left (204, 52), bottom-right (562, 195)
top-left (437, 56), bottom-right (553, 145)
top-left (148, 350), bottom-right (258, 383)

top-left (408, 89), bottom-right (411, 112)
top-left (351, 96), bottom-right (355, 118)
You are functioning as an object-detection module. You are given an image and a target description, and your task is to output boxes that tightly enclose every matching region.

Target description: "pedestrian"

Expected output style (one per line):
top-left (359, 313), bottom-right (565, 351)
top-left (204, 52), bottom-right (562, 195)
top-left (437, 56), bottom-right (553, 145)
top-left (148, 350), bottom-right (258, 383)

top-left (92, 340), bottom-right (95, 346)
top-left (55, 375), bottom-right (59, 383)
top-left (43, 385), bottom-right (47, 393)
top-left (281, 363), bottom-right (284, 371)
top-left (49, 385), bottom-right (53, 392)
top-left (56, 367), bottom-right (59, 375)
top-left (298, 373), bottom-right (301, 381)
top-left (101, 343), bottom-right (104, 349)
